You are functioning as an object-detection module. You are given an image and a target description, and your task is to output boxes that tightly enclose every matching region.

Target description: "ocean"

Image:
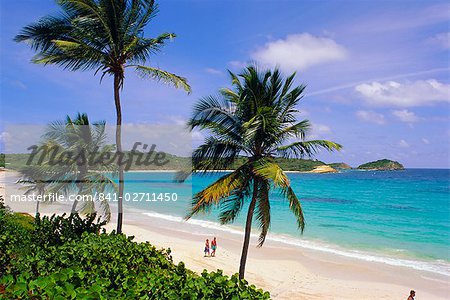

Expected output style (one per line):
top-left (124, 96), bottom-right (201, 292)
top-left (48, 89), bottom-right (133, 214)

top-left (121, 169), bottom-right (450, 276)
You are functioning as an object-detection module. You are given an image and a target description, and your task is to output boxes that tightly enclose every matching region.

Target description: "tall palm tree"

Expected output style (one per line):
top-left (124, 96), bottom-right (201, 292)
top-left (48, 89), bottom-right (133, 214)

top-left (15, 0), bottom-right (191, 233)
top-left (187, 65), bottom-right (342, 280)
top-left (18, 113), bottom-right (117, 221)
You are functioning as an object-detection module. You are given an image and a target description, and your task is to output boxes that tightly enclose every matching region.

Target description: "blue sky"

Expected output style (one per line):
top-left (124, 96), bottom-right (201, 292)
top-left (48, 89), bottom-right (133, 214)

top-left (1, 0), bottom-right (449, 168)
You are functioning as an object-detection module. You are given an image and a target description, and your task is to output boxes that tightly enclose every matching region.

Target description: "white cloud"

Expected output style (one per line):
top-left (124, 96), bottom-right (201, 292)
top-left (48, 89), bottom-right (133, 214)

top-left (251, 33), bottom-right (347, 72)
top-left (355, 79), bottom-right (450, 107)
top-left (392, 109), bottom-right (420, 123)
top-left (309, 68), bottom-right (449, 96)
top-left (307, 123), bottom-right (332, 139)
top-left (356, 110), bottom-right (385, 125)
top-left (398, 139), bottom-right (410, 148)
top-left (427, 32), bottom-right (450, 49)
top-left (422, 138), bottom-right (430, 144)
top-left (205, 68), bottom-right (222, 75)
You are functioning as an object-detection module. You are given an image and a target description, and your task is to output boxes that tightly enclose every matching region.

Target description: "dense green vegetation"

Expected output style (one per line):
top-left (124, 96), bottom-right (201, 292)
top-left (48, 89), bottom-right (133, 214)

top-left (2, 154), bottom-right (30, 170)
top-left (357, 159), bottom-right (404, 170)
top-left (0, 200), bottom-right (269, 299)
top-left (0, 154), bottom-right (4, 168)
top-left (277, 158), bottom-right (326, 171)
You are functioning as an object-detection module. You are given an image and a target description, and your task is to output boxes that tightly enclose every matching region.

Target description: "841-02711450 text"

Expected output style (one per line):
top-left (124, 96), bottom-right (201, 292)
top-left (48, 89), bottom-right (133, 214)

top-left (96, 192), bottom-right (178, 202)
top-left (8, 192), bottom-right (179, 203)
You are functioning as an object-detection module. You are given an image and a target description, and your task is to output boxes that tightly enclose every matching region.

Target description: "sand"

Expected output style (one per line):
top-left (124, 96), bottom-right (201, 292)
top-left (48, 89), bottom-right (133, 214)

top-left (1, 170), bottom-right (448, 299)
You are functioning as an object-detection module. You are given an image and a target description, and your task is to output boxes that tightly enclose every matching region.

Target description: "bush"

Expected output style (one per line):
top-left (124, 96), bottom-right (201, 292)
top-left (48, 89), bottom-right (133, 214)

top-left (0, 201), bottom-right (33, 277)
top-left (32, 213), bottom-right (107, 248)
top-left (0, 211), bottom-right (105, 278)
top-left (0, 210), bottom-right (270, 299)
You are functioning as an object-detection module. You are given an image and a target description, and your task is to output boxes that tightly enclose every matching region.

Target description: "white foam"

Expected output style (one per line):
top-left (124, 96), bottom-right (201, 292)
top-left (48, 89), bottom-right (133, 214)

top-left (141, 210), bottom-right (450, 277)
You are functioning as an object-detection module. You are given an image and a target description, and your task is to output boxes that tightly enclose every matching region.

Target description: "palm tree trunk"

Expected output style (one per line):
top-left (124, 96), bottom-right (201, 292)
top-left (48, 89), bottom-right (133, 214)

top-left (71, 199), bottom-right (78, 214)
top-left (72, 165), bottom-right (87, 215)
top-left (114, 73), bottom-right (125, 234)
top-left (36, 187), bottom-right (44, 216)
top-left (36, 199), bottom-right (40, 216)
top-left (239, 179), bottom-right (258, 280)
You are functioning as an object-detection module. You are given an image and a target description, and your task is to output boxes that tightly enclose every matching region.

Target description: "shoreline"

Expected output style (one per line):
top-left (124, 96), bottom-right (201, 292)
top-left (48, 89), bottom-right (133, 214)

top-left (137, 210), bottom-right (450, 277)
top-left (104, 212), bottom-right (449, 299)
top-left (1, 170), bottom-right (449, 299)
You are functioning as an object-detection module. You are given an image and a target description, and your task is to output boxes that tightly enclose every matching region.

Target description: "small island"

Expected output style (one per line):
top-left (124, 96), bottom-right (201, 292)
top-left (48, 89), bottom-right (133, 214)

top-left (357, 159), bottom-right (404, 171)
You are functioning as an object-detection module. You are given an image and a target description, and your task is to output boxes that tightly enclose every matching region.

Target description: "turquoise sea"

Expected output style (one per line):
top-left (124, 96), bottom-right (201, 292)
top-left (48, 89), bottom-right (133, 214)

top-left (121, 169), bottom-right (450, 276)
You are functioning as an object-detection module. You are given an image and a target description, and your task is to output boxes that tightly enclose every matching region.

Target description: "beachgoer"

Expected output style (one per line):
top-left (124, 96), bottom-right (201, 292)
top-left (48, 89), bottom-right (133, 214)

top-left (211, 237), bottom-right (217, 257)
top-left (204, 239), bottom-right (210, 257)
top-left (407, 290), bottom-right (415, 300)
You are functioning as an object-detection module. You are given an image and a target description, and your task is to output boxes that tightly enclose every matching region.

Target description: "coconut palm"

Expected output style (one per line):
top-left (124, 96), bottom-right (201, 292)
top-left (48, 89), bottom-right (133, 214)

top-left (18, 113), bottom-right (117, 221)
top-left (15, 0), bottom-right (191, 233)
top-left (187, 65), bottom-right (342, 279)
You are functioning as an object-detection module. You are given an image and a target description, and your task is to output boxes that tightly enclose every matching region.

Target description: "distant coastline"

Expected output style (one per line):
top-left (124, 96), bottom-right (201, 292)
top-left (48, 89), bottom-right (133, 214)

top-left (2, 153), bottom-right (409, 174)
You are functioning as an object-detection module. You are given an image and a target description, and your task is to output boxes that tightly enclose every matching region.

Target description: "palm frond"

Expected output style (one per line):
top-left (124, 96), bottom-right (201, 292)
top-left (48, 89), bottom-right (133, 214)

top-left (186, 164), bottom-right (250, 219)
top-left (252, 159), bottom-right (304, 233)
top-left (283, 186), bottom-right (305, 233)
top-left (253, 158), bottom-right (290, 188)
top-left (16, 0), bottom-right (189, 87)
top-left (218, 174), bottom-right (252, 224)
top-left (255, 180), bottom-right (270, 247)
top-left (127, 33), bottom-right (175, 64)
top-left (277, 140), bottom-right (342, 158)
top-left (133, 65), bottom-right (191, 93)
top-left (192, 137), bottom-right (240, 172)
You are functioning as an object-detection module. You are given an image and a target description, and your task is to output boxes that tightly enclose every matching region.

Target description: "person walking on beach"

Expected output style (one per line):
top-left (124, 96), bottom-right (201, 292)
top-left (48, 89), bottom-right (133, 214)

top-left (407, 290), bottom-right (415, 300)
top-left (204, 239), bottom-right (210, 257)
top-left (211, 237), bottom-right (217, 257)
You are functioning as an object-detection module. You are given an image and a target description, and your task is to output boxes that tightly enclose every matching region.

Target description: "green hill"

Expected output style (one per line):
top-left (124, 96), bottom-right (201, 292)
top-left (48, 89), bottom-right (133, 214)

top-left (264, 158), bottom-right (326, 172)
top-left (357, 159), bottom-right (404, 171)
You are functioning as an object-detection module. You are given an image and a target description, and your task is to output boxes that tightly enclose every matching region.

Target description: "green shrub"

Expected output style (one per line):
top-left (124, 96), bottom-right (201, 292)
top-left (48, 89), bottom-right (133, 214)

top-left (0, 210), bottom-right (270, 299)
top-left (0, 211), bottom-right (105, 278)
top-left (32, 213), bottom-right (107, 248)
top-left (0, 203), bottom-right (34, 277)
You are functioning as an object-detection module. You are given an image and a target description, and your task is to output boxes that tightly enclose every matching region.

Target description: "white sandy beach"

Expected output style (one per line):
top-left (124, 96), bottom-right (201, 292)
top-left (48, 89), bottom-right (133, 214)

top-left (1, 170), bottom-right (448, 299)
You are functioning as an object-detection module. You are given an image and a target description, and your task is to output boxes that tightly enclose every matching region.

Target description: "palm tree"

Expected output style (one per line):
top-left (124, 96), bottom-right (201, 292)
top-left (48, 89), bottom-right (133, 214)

top-left (18, 113), bottom-right (117, 221)
top-left (187, 65), bottom-right (342, 280)
top-left (15, 0), bottom-right (191, 233)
